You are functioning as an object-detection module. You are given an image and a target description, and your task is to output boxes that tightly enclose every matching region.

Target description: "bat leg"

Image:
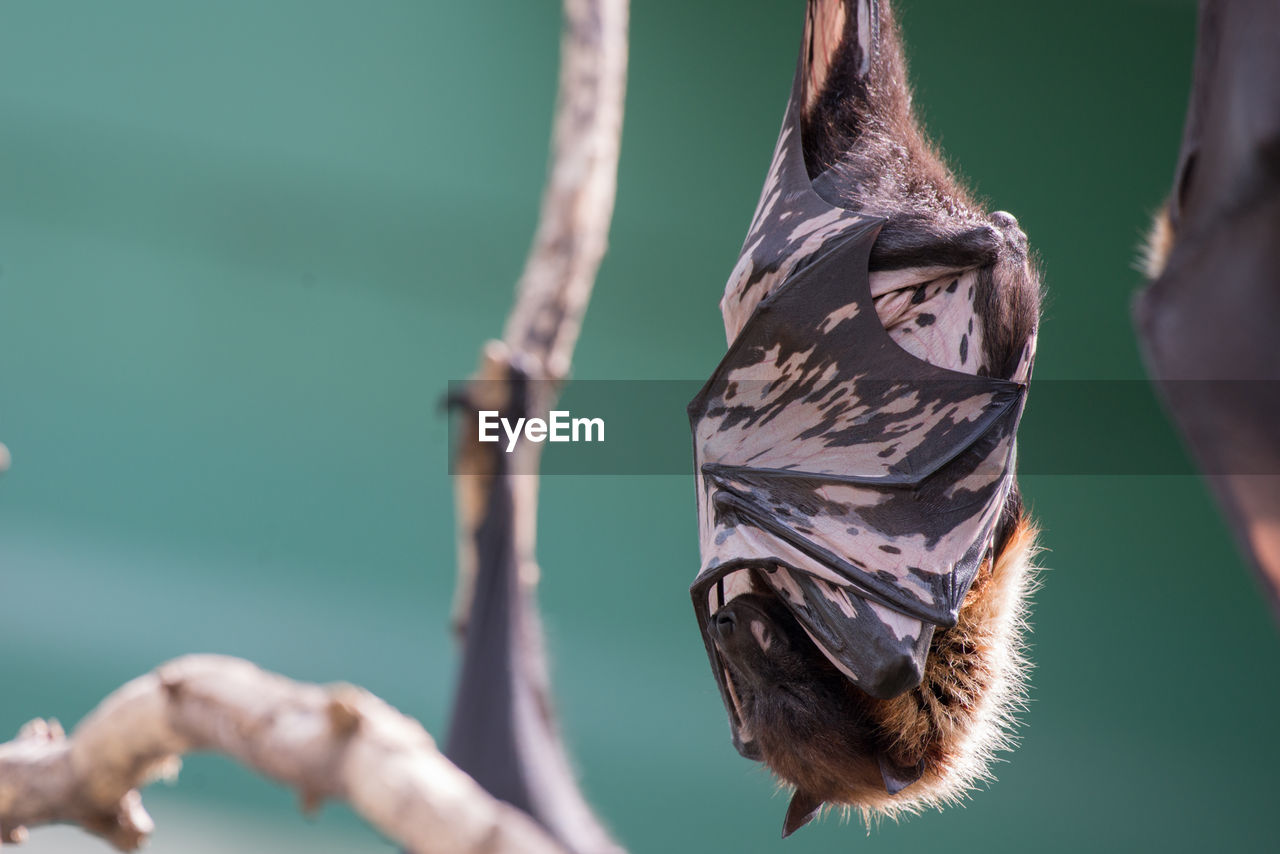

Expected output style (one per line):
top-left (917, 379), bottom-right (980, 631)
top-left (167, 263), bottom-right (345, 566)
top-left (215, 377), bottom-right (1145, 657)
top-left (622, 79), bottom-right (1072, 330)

top-left (866, 210), bottom-right (1027, 273)
top-left (868, 220), bottom-right (1000, 272)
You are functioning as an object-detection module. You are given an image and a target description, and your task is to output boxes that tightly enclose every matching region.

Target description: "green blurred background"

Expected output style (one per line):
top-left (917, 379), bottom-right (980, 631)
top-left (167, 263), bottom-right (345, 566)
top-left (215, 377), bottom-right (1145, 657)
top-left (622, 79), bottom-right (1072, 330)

top-left (2, 1), bottom-right (1277, 852)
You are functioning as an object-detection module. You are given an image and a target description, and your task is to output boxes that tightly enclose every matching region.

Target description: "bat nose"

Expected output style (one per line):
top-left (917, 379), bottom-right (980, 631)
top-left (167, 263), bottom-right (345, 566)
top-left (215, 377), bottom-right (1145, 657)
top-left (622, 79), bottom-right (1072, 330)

top-left (714, 611), bottom-right (737, 638)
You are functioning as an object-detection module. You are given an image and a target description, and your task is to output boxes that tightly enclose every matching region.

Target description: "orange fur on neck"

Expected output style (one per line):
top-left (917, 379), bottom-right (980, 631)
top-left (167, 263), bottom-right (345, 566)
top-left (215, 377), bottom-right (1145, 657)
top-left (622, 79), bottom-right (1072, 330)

top-left (799, 514), bottom-right (1041, 822)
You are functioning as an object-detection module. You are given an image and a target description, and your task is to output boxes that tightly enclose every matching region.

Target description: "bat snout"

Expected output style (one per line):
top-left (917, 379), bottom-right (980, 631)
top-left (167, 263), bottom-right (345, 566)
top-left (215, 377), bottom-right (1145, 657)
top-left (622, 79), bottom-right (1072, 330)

top-left (709, 601), bottom-right (777, 663)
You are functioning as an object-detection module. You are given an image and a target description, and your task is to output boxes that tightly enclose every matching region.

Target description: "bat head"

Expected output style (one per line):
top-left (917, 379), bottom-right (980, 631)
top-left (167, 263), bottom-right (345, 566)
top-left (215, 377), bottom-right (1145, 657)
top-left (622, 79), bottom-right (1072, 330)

top-left (702, 512), bottom-right (1038, 836)
top-left (708, 585), bottom-right (931, 837)
top-left (709, 593), bottom-right (810, 692)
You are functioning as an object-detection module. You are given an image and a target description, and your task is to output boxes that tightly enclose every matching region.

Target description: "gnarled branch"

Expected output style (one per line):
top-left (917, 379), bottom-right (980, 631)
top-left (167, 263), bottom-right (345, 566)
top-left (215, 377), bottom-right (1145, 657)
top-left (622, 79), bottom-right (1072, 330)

top-left (0, 655), bottom-right (566, 854)
top-left (0, 0), bottom-right (629, 850)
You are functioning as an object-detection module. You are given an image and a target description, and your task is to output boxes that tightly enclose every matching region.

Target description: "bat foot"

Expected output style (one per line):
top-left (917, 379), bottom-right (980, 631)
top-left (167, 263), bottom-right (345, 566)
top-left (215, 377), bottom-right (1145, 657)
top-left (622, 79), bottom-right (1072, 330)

top-left (988, 211), bottom-right (1018, 230)
top-left (988, 211), bottom-right (1028, 254)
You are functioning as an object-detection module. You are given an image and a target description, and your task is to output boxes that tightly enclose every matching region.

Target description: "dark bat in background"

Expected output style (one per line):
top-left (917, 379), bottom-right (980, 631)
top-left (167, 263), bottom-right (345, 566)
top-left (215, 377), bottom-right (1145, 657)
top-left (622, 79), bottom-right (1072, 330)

top-left (445, 366), bottom-right (621, 854)
top-left (688, 0), bottom-right (1042, 836)
top-left (1136, 0), bottom-right (1280, 619)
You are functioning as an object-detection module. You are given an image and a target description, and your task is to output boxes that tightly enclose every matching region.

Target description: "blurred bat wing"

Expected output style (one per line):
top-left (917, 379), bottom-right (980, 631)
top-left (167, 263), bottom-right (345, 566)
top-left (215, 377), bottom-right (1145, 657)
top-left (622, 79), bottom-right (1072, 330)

top-left (1134, 0), bottom-right (1280, 617)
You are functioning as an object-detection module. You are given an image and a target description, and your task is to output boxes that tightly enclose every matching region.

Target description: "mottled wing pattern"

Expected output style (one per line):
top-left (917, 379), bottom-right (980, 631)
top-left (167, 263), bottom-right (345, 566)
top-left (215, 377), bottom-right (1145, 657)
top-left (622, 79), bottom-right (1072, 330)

top-left (720, 119), bottom-right (865, 343)
top-left (691, 224), bottom-right (1022, 703)
top-left (765, 566), bottom-right (936, 696)
top-left (689, 48), bottom-right (1030, 746)
top-left (694, 229), bottom-right (1023, 626)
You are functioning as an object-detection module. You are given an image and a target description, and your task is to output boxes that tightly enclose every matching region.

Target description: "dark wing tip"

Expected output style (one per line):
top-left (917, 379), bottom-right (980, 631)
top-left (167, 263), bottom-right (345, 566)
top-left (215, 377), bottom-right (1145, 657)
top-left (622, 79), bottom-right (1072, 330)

top-left (782, 789), bottom-right (824, 838)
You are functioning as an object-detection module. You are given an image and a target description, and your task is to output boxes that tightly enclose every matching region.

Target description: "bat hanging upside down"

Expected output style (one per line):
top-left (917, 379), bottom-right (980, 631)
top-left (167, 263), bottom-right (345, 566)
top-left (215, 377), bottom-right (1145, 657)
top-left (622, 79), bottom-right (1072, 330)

top-left (688, 0), bottom-right (1042, 836)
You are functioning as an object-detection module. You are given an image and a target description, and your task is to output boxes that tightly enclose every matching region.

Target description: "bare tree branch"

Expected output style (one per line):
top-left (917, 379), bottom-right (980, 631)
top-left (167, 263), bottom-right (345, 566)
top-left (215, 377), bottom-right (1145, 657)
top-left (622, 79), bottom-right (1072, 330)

top-left (502, 0), bottom-right (628, 382)
top-left (453, 0), bottom-right (629, 627)
top-left (0, 655), bottom-right (567, 854)
top-left (0, 0), bottom-right (629, 851)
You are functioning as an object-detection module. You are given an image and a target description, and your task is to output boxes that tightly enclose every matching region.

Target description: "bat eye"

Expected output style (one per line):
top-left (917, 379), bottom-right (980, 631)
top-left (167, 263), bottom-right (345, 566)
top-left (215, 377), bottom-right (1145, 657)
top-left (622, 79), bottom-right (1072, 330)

top-left (750, 620), bottom-right (773, 652)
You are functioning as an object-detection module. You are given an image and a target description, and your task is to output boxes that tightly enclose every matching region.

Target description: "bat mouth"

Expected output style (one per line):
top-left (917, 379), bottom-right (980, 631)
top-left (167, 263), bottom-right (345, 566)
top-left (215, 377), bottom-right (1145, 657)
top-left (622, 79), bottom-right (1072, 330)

top-left (705, 577), bottom-right (932, 804)
top-left (717, 663), bottom-right (755, 745)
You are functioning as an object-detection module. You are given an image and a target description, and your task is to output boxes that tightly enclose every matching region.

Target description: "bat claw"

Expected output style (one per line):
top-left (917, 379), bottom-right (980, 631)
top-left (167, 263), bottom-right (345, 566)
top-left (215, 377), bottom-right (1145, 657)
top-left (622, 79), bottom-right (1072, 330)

top-left (989, 211), bottom-right (1019, 230)
top-left (988, 211), bottom-right (1028, 257)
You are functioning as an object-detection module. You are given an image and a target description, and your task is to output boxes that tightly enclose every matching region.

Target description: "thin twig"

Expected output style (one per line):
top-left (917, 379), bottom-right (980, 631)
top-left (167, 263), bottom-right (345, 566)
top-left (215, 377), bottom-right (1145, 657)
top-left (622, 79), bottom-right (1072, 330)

top-left (452, 0), bottom-right (628, 635)
top-left (503, 0), bottom-right (628, 382)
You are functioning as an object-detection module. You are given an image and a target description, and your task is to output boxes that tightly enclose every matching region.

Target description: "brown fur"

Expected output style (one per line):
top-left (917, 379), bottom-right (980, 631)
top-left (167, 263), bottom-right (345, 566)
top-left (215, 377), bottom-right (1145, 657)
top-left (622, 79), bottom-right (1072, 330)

top-left (802, 0), bottom-right (1041, 381)
top-left (718, 516), bottom-right (1040, 822)
top-left (851, 513), bottom-right (1040, 820)
top-left (802, 0), bottom-right (968, 211)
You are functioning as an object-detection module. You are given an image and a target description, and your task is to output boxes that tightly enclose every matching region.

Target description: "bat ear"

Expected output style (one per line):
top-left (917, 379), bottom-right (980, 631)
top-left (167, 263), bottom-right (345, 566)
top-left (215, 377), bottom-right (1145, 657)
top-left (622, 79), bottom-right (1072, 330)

top-left (782, 789), bottom-right (824, 838)
top-left (878, 752), bottom-right (925, 795)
